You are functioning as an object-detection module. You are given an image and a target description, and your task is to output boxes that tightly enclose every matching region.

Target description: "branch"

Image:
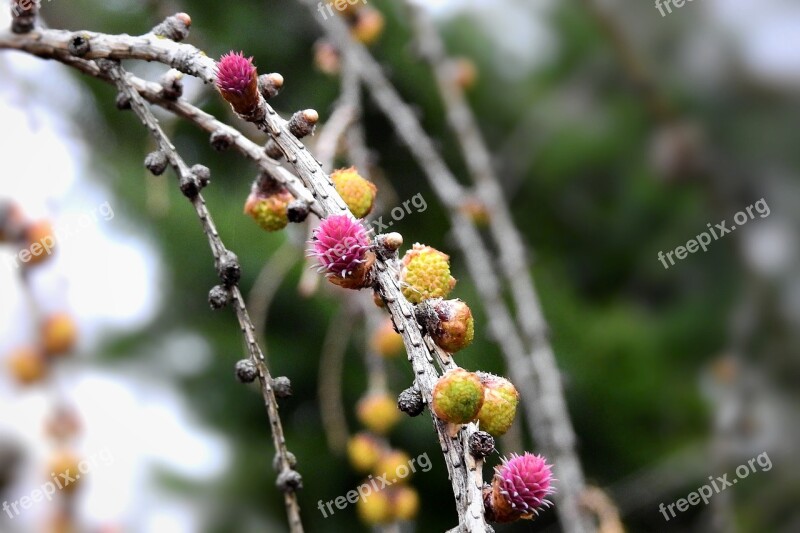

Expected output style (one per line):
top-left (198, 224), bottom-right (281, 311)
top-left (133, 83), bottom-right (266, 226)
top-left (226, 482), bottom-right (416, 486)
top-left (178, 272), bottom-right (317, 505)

top-left (0, 21), bottom-right (486, 530)
top-left (97, 59), bottom-right (304, 533)
top-left (293, 3), bottom-right (592, 530)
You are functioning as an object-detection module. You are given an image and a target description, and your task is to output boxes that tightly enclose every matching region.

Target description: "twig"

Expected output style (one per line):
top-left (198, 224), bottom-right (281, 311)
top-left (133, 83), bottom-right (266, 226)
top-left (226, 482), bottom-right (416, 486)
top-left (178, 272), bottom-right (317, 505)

top-left (294, 2), bottom-right (592, 530)
top-left (1, 22), bottom-right (486, 531)
top-left (97, 59), bottom-right (304, 533)
top-left (318, 305), bottom-right (354, 455)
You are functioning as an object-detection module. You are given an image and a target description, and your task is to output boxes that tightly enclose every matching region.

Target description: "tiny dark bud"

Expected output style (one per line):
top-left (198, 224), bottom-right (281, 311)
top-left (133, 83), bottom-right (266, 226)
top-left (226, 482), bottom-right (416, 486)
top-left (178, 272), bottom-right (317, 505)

top-left (150, 13), bottom-right (191, 42)
top-left (190, 164), bottom-right (211, 188)
top-left (235, 359), bottom-right (258, 383)
top-left (115, 92), bottom-right (132, 110)
top-left (287, 109), bottom-right (318, 139)
top-left (258, 73), bottom-right (284, 99)
top-left (144, 151), bottom-right (168, 175)
top-left (286, 200), bottom-right (310, 223)
top-left (210, 130), bottom-right (234, 151)
top-left (160, 69), bottom-right (184, 100)
top-left (273, 451), bottom-right (297, 471)
top-left (217, 250), bottom-right (241, 286)
top-left (68, 34), bottom-right (91, 57)
top-left (272, 376), bottom-right (292, 398)
top-left (11, 1), bottom-right (37, 34)
top-left (208, 285), bottom-right (230, 310)
top-left (468, 431), bottom-right (495, 458)
top-left (398, 386), bottom-right (425, 417)
top-left (375, 232), bottom-right (403, 259)
top-left (276, 469), bottom-right (303, 492)
top-left (264, 140), bottom-right (284, 160)
top-left (179, 175), bottom-right (200, 198)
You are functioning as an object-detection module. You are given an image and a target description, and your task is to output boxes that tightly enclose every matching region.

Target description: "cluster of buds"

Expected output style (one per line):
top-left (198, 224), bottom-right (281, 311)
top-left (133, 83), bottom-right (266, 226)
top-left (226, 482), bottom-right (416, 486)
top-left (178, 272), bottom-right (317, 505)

top-left (400, 244), bottom-right (456, 304)
top-left (346, 433), bottom-right (420, 525)
top-left (430, 369), bottom-right (518, 437)
top-left (416, 298), bottom-right (474, 353)
top-left (0, 201), bottom-right (58, 269)
top-left (6, 313), bottom-right (79, 386)
top-left (369, 317), bottom-right (405, 359)
top-left (330, 167), bottom-right (377, 219)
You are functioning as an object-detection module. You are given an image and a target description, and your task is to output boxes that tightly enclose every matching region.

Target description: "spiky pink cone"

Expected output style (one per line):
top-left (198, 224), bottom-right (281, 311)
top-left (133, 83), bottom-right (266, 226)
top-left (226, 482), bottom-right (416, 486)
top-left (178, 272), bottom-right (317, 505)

top-left (310, 214), bottom-right (375, 290)
top-left (485, 453), bottom-right (555, 523)
top-left (215, 52), bottom-right (259, 116)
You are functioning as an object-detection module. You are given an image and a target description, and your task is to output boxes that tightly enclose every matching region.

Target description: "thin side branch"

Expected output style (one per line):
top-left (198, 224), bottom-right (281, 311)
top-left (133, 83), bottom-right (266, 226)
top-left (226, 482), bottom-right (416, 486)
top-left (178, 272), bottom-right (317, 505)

top-left (98, 59), bottom-right (304, 533)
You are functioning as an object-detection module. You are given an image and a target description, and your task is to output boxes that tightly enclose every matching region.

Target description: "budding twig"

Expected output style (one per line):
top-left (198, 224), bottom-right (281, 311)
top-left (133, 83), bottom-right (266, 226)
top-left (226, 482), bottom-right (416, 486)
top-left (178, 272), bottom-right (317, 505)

top-left (97, 59), bottom-right (304, 533)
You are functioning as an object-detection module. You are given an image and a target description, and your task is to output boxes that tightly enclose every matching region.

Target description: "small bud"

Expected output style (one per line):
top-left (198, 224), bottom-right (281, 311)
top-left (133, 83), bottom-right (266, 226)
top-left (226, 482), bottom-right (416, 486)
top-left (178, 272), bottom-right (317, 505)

top-left (41, 313), bottom-right (78, 356)
top-left (23, 221), bottom-right (56, 267)
top-left (417, 298), bottom-right (474, 353)
top-left (47, 451), bottom-right (83, 493)
top-left (179, 175), bottom-right (200, 198)
top-left (486, 453), bottom-right (554, 523)
top-left (310, 215), bottom-right (375, 290)
top-left (453, 57), bottom-right (478, 90)
top-left (235, 359), bottom-right (258, 383)
top-left (115, 92), bottom-right (132, 110)
top-left (244, 183), bottom-right (293, 232)
top-left (264, 140), bottom-right (284, 160)
top-left (190, 164), bottom-right (211, 189)
top-left (272, 376), bottom-right (292, 398)
top-left (208, 285), bottom-right (230, 310)
top-left (371, 318), bottom-right (404, 359)
top-left (351, 7), bottom-right (385, 45)
top-left (475, 373), bottom-right (519, 437)
top-left (160, 69), bottom-right (184, 100)
top-left (400, 244), bottom-right (456, 304)
top-left (216, 250), bottom-right (241, 287)
top-left (258, 72), bottom-right (284, 99)
top-left (210, 130), bottom-right (234, 151)
top-left (11, 1), bottom-right (37, 34)
top-left (468, 430), bottom-right (495, 458)
top-left (286, 200), bottom-right (310, 223)
top-left (276, 469), bottom-right (303, 492)
top-left (6, 347), bottom-right (47, 385)
top-left (372, 291), bottom-right (385, 308)
top-left (393, 485), bottom-right (421, 521)
top-left (274, 451), bottom-right (298, 471)
top-left (397, 386), bottom-right (424, 417)
top-left (314, 40), bottom-right (341, 76)
top-left (215, 52), bottom-right (260, 116)
top-left (375, 232), bottom-right (403, 259)
top-left (145, 151), bottom-right (168, 175)
top-left (357, 392), bottom-right (401, 435)
top-left (150, 13), bottom-right (192, 42)
top-left (348, 433), bottom-right (383, 472)
top-left (68, 34), bottom-right (91, 57)
top-left (288, 109), bottom-right (319, 139)
top-left (431, 369), bottom-right (484, 425)
top-left (330, 167), bottom-right (377, 219)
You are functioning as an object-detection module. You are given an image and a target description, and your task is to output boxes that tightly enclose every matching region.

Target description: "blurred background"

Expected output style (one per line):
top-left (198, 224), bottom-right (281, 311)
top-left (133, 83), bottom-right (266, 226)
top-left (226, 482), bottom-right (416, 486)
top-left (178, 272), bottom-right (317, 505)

top-left (0, 0), bottom-right (798, 531)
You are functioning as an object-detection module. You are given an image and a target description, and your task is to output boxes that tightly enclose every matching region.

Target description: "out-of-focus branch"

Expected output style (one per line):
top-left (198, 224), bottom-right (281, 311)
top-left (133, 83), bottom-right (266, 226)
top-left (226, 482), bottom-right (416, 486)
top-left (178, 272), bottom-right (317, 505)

top-left (98, 59), bottom-right (304, 533)
top-left (400, 4), bottom-right (596, 531)
top-left (247, 239), bottom-right (299, 354)
top-left (318, 305), bottom-right (354, 455)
